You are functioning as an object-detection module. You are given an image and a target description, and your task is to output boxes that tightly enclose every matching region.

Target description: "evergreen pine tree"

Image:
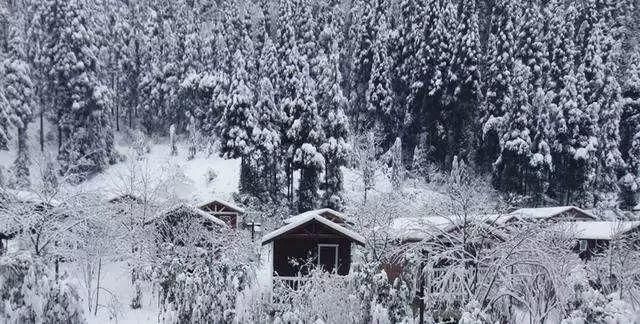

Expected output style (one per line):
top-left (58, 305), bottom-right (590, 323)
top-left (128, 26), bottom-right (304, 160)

top-left (443, 0), bottom-right (481, 165)
top-left (4, 27), bottom-right (35, 187)
top-left (317, 29), bottom-right (349, 210)
top-left (52, 0), bottom-right (115, 176)
top-left (493, 61), bottom-right (533, 195)
top-left (480, 0), bottom-right (518, 171)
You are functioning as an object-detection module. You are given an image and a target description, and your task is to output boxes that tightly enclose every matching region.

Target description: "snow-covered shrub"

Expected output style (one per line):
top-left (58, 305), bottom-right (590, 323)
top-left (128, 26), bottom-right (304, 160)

top-left (0, 253), bottom-right (86, 324)
top-left (205, 168), bottom-right (217, 184)
top-left (130, 129), bottom-right (151, 159)
top-left (459, 300), bottom-right (489, 324)
top-left (151, 226), bottom-right (255, 324)
top-left (272, 268), bottom-right (365, 323)
top-left (169, 124), bottom-right (178, 156)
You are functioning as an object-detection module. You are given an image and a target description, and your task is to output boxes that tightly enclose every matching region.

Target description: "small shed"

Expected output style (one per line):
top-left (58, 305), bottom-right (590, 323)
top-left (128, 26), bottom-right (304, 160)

top-left (260, 209), bottom-right (365, 288)
top-left (198, 199), bottom-right (245, 229)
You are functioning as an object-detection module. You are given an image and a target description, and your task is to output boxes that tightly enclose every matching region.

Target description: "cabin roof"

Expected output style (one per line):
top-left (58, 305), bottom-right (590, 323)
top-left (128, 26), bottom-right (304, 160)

top-left (283, 208), bottom-right (352, 225)
top-left (509, 206), bottom-right (595, 220)
top-left (556, 221), bottom-right (640, 240)
top-left (389, 214), bottom-right (510, 242)
top-left (0, 189), bottom-right (61, 207)
top-left (147, 203), bottom-right (228, 227)
top-left (107, 193), bottom-right (143, 204)
top-left (197, 199), bottom-right (245, 213)
top-left (261, 213), bottom-right (365, 246)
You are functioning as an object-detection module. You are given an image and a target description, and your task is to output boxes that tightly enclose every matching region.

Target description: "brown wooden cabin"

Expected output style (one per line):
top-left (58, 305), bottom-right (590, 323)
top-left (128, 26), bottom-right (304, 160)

top-left (260, 209), bottom-right (365, 287)
top-left (198, 199), bottom-right (244, 229)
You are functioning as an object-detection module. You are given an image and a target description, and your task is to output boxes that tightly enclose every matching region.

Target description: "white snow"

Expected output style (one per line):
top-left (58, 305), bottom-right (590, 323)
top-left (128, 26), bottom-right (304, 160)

top-left (509, 206), bottom-right (595, 220)
top-left (557, 221), bottom-right (640, 240)
top-left (389, 214), bottom-right (510, 241)
top-left (196, 198), bottom-right (245, 213)
top-left (261, 212), bottom-right (366, 246)
top-left (147, 203), bottom-right (229, 227)
top-left (283, 208), bottom-right (352, 225)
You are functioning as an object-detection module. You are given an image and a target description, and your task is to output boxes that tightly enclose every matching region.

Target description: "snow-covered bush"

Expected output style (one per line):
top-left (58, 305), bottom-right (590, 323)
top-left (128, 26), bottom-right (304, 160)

top-left (205, 167), bottom-right (218, 184)
top-left (272, 268), bottom-right (364, 323)
top-left (151, 226), bottom-right (256, 324)
top-left (0, 253), bottom-right (86, 324)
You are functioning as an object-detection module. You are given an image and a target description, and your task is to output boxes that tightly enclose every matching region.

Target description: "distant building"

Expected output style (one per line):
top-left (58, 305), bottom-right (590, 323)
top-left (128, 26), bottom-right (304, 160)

top-left (555, 221), bottom-right (640, 260)
top-left (198, 199), bottom-right (245, 229)
top-left (146, 203), bottom-right (228, 246)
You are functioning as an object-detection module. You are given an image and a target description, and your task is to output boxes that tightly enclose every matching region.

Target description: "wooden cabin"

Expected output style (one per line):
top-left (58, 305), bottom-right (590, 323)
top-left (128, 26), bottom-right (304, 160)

top-left (508, 206), bottom-right (596, 222)
top-left (198, 199), bottom-right (245, 229)
top-left (260, 209), bottom-right (365, 288)
top-left (146, 203), bottom-right (228, 247)
top-left (558, 221), bottom-right (640, 260)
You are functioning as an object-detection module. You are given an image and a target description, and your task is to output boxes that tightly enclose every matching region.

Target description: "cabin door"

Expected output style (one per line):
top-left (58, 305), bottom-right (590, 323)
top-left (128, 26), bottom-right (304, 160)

top-left (317, 244), bottom-right (339, 273)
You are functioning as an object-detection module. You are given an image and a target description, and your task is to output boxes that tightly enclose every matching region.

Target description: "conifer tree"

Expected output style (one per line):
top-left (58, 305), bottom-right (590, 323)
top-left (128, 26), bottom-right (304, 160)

top-left (51, 0), bottom-right (115, 176)
top-left (4, 27), bottom-right (34, 187)
top-left (0, 79), bottom-right (9, 152)
top-left (317, 29), bottom-right (349, 210)
top-left (443, 0), bottom-right (481, 165)
top-left (493, 61), bottom-right (533, 195)
top-left (481, 0), bottom-right (518, 171)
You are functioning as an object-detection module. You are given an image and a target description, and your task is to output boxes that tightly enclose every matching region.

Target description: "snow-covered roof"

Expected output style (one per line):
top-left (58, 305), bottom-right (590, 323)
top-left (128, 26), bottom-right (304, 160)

top-left (283, 208), bottom-right (352, 225)
top-left (148, 203), bottom-right (228, 227)
top-left (198, 199), bottom-right (245, 213)
top-left (261, 213), bottom-right (365, 246)
top-left (509, 206), bottom-right (595, 221)
top-left (557, 221), bottom-right (640, 240)
top-left (0, 189), bottom-right (61, 207)
top-left (390, 214), bottom-right (510, 242)
top-left (107, 193), bottom-right (142, 204)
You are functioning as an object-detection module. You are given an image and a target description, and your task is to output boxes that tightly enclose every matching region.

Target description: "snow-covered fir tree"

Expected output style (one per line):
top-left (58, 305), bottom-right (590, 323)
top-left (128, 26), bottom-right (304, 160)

top-left (493, 61), bottom-right (534, 195)
top-left (49, 0), bottom-right (115, 176)
top-left (4, 27), bottom-right (34, 187)
top-left (317, 27), bottom-right (349, 210)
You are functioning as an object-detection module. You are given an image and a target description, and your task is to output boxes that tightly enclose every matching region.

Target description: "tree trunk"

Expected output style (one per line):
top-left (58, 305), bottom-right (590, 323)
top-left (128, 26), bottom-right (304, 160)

top-left (95, 258), bottom-right (102, 316)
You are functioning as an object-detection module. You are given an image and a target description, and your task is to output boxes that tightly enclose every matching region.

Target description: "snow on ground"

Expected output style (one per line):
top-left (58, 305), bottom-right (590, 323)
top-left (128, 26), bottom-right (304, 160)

top-left (78, 141), bottom-right (241, 205)
top-left (62, 261), bottom-right (159, 324)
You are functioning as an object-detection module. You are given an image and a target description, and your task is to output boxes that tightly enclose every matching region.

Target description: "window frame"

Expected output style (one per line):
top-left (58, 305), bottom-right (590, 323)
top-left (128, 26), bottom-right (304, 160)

top-left (317, 243), bottom-right (339, 273)
top-left (579, 239), bottom-right (588, 252)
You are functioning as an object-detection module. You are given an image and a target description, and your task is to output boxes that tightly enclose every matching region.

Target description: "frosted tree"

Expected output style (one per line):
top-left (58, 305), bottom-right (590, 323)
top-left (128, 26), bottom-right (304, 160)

top-left (480, 0), bottom-right (518, 171)
top-left (580, 18), bottom-right (624, 207)
top-left (493, 61), bottom-right (533, 195)
top-left (353, 131), bottom-right (379, 203)
top-left (364, 15), bottom-right (397, 141)
top-left (51, 0), bottom-right (115, 177)
top-left (219, 50), bottom-right (260, 197)
top-left (290, 64), bottom-right (325, 212)
top-left (443, 0), bottom-right (481, 165)
top-left (0, 83), bottom-right (9, 152)
top-left (529, 87), bottom-right (554, 205)
top-left (317, 26), bottom-right (350, 210)
top-left (381, 137), bottom-right (404, 192)
top-left (351, 0), bottom-right (387, 132)
top-left (4, 27), bottom-right (34, 188)
top-left (620, 53), bottom-right (640, 208)
top-left (515, 4), bottom-right (548, 86)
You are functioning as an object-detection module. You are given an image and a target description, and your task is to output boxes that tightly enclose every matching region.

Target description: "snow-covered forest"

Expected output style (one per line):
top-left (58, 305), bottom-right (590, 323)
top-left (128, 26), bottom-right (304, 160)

top-left (1, 0), bottom-right (640, 323)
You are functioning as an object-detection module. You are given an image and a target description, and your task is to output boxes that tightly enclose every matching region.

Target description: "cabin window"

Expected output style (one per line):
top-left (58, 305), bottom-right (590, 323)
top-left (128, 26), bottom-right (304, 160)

top-left (317, 244), bottom-right (339, 273)
top-left (579, 240), bottom-right (588, 252)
